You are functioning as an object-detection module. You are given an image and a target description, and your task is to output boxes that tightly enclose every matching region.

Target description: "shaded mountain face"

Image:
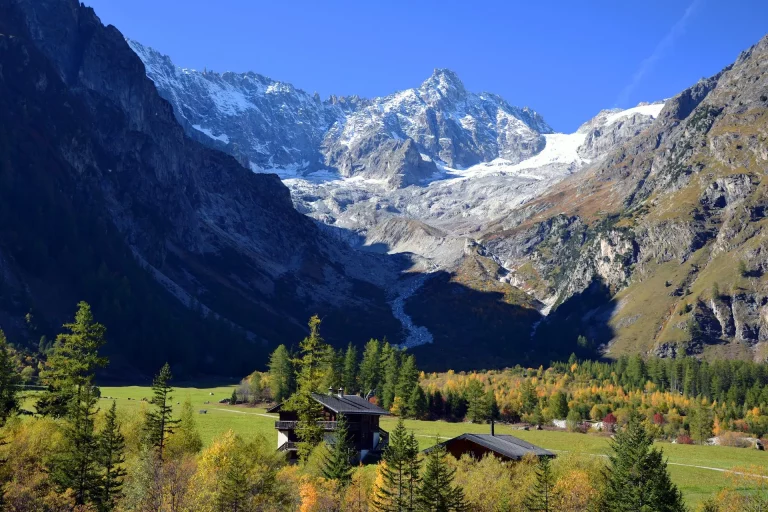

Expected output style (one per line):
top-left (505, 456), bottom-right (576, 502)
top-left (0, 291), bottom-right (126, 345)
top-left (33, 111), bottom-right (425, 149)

top-left (0, 0), bottom-right (408, 376)
top-left (479, 35), bottom-right (768, 362)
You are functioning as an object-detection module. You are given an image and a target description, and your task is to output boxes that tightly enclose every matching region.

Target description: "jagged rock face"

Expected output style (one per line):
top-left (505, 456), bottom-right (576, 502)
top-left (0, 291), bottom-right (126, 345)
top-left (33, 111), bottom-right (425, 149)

top-left (479, 34), bottom-right (768, 362)
top-left (127, 41), bottom-right (353, 172)
top-left (129, 44), bottom-right (553, 188)
top-left (576, 103), bottom-right (664, 159)
top-left (323, 69), bottom-right (552, 172)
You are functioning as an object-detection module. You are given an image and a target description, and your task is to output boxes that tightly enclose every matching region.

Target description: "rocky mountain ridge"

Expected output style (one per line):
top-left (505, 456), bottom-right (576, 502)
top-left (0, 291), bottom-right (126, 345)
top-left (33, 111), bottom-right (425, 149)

top-left (479, 35), bottom-right (768, 362)
top-left (128, 41), bottom-right (554, 189)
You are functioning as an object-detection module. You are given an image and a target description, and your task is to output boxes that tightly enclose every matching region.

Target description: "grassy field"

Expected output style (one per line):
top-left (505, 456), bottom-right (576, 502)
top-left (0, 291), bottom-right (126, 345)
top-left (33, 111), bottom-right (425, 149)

top-left (61, 385), bottom-right (767, 506)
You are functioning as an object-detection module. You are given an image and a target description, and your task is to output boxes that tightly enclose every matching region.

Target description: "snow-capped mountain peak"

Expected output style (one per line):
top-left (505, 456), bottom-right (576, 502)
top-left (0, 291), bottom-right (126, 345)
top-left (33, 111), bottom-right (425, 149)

top-left (419, 68), bottom-right (467, 103)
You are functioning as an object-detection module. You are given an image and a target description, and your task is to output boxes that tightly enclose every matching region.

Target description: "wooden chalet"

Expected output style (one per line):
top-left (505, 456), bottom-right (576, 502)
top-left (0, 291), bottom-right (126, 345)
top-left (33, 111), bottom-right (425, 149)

top-left (268, 388), bottom-right (390, 462)
top-left (424, 423), bottom-right (555, 462)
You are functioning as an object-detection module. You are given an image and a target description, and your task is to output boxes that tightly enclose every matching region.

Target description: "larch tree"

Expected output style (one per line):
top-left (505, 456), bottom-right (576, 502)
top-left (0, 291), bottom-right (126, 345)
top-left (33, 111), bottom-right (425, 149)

top-left (168, 397), bottom-right (203, 457)
top-left (144, 363), bottom-right (179, 461)
top-left (268, 344), bottom-right (294, 403)
top-left (287, 315), bottom-right (330, 461)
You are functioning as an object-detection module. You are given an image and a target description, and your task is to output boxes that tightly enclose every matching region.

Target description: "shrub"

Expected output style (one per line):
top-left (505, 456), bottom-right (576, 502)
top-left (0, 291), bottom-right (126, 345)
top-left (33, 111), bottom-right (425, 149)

top-left (676, 434), bottom-right (694, 445)
top-left (718, 431), bottom-right (751, 448)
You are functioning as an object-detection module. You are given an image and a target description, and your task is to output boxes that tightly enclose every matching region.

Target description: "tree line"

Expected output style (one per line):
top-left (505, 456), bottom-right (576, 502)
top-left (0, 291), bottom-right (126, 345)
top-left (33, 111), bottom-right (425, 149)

top-left (0, 309), bottom-right (765, 510)
top-left (266, 329), bottom-right (426, 420)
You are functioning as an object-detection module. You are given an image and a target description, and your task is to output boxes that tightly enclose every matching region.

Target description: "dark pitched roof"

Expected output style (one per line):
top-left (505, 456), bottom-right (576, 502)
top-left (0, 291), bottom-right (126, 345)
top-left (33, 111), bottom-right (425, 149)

top-left (267, 393), bottom-right (389, 415)
top-left (424, 434), bottom-right (555, 460)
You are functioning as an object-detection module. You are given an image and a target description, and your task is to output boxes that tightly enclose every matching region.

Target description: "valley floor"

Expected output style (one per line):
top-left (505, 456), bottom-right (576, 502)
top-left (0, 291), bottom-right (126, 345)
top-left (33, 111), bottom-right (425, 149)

top-left (33, 385), bottom-right (766, 508)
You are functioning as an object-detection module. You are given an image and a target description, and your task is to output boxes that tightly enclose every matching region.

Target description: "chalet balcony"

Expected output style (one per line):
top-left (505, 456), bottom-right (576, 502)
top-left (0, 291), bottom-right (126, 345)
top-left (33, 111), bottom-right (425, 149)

top-left (278, 441), bottom-right (298, 452)
top-left (275, 420), bottom-right (360, 431)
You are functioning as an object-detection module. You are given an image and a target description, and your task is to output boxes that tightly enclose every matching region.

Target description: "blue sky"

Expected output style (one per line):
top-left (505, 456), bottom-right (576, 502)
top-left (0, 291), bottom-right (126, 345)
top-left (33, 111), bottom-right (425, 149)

top-left (85, 0), bottom-right (767, 132)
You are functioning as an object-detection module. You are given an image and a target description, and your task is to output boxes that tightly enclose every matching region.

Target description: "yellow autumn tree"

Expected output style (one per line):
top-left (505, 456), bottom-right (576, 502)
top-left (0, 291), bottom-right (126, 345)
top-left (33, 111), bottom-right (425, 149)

top-left (342, 465), bottom-right (376, 512)
top-left (552, 469), bottom-right (598, 511)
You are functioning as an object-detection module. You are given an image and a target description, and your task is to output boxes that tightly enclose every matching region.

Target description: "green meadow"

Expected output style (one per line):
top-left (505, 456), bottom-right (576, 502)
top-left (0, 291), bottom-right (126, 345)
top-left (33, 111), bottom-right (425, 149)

top-left (57, 385), bottom-right (765, 507)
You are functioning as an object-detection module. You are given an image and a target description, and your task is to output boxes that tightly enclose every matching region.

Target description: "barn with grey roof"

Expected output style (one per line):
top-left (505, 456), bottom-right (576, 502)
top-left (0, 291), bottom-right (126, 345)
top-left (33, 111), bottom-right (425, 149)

top-left (424, 431), bottom-right (555, 462)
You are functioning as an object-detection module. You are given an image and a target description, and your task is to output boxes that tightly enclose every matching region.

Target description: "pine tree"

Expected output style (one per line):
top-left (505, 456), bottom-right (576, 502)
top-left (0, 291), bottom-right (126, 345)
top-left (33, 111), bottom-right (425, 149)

top-left (0, 330), bottom-right (20, 425)
top-left (217, 450), bottom-right (250, 512)
top-left (519, 379), bottom-right (538, 415)
top-left (322, 413), bottom-right (354, 484)
top-left (45, 302), bottom-right (108, 506)
top-left (52, 382), bottom-right (102, 505)
top-left (144, 363), bottom-right (179, 461)
top-left (169, 397), bottom-right (203, 456)
top-left (268, 344), bottom-right (294, 402)
top-left (373, 418), bottom-right (421, 511)
top-left (524, 456), bottom-right (556, 512)
top-left (95, 401), bottom-right (126, 511)
top-left (381, 344), bottom-right (400, 410)
top-left (230, 387), bottom-right (238, 405)
top-left (602, 415), bottom-right (685, 512)
top-left (465, 379), bottom-right (486, 423)
top-left (416, 443), bottom-right (466, 512)
top-left (396, 355), bottom-right (419, 409)
top-left (288, 315), bottom-right (330, 461)
top-left (342, 343), bottom-right (359, 394)
top-left (548, 392), bottom-right (569, 420)
top-left (407, 385), bottom-right (428, 420)
top-left (323, 346), bottom-right (344, 391)
top-left (38, 301), bottom-right (108, 417)
top-left (690, 398), bottom-right (714, 444)
top-left (485, 388), bottom-right (499, 422)
top-left (359, 339), bottom-right (382, 396)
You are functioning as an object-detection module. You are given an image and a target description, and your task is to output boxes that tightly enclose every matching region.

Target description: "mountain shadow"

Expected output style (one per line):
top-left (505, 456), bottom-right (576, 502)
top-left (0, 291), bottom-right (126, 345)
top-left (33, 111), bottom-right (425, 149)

top-left (532, 278), bottom-right (617, 361)
top-left (405, 271), bottom-right (543, 372)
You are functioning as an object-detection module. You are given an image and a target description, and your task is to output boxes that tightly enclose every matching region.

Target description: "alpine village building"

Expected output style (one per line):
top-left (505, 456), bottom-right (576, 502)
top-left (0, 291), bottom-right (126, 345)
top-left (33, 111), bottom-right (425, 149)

top-left (268, 388), bottom-right (390, 462)
top-left (423, 422), bottom-right (555, 462)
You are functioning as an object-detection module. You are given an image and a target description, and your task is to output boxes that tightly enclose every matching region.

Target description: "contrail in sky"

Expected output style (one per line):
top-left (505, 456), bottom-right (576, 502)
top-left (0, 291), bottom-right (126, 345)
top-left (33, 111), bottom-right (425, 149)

top-left (615, 0), bottom-right (702, 107)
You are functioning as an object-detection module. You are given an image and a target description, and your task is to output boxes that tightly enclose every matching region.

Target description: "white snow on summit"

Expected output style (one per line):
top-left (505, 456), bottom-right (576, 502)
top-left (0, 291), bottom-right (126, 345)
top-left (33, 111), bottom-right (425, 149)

top-left (602, 103), bottom-right (665, 126)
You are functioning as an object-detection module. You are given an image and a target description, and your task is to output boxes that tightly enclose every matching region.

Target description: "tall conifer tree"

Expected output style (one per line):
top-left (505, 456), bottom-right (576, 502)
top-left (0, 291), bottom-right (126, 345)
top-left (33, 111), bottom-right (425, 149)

top-left (144, 363), bottom-right (179, 461)
top-left (322, 413), bottom-right (354, 484)
top-left (342, 343), bottom-right (359, 394)
top-left (96, 401), bottom-right (126, 511)
top-left (288, 315), bottom-right (330, 461)
top-left (602, 416), bottom-right (685, 512)
top-left (373, 418), bottom-right (421, 511)
top-left (524, 456), bottom-right (556, 512)
top-left (0, 330), bottom-right (20, 425)
top-left (46, 302), bottom-right (108, 506)
top-left (268, 344), bottom-right (294, 402)
top-left (416, 443), bottom-right (466, 512)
